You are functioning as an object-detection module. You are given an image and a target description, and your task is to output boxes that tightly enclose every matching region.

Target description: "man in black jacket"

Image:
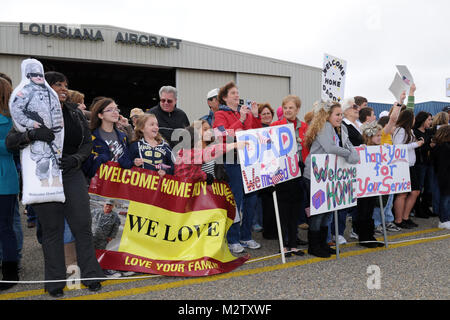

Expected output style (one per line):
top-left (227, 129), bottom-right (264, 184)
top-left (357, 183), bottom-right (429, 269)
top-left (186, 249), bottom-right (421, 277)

top-left (147, 86), bottom-right (190, 148)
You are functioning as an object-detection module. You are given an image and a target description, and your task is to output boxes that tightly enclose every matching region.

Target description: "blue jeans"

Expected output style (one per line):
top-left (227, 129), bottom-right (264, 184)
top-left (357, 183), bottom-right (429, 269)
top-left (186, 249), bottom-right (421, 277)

top-left (253, 196), bottom-right (263, 228)
top-left (0, 195), bottom-right (21, 262)
top-left (225, 164), bottom-right (256, 244)
top-left (439, 195), bottom-right (450, 223)
top-left (430, 168), bottom-right (440, 215)
top-left (309, 212), bottom-right (332, 232)
top-left (331, 209), bottom-right (349, 237)
top-left (372, 194), bottom-right (394, 227)
top-left (26, 204), bottom-right (38, 224)
top-left (64, 219), bottom-right (75, 243)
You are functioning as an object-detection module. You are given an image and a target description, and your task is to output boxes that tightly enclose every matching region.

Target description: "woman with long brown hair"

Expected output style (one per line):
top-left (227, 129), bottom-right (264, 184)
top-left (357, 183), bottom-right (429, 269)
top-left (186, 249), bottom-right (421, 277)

top-left (392, 110), bottom-right (424, 229)
top-left (82, 97), bottom-right (132, 178)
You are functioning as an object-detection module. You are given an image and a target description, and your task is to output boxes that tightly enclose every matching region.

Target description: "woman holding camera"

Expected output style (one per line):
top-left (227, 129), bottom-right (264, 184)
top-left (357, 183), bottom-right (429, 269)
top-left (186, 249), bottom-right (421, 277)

top-left (212, 81), bottom-right (262, 254)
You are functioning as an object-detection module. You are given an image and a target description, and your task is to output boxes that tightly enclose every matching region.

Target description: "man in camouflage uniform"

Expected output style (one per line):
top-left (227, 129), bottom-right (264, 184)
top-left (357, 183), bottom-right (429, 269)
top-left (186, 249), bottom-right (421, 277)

top-left (91, 200), bottom-right (121, 250)
top-left (10, 62), bottom-right (64, 187)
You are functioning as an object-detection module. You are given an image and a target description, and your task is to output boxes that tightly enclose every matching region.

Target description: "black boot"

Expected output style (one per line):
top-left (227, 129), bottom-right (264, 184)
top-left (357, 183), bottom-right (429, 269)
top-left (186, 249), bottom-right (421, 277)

top-left (320, 226), bottom-right (336, 254)
top-left (307, 230), bottom-right (330, 258)
top-left (367, 220), bottom-right (385, 248)
top-left (359, 221), bottom-right (383, 248)
top-left (0, 261), bottom-right (19, 291)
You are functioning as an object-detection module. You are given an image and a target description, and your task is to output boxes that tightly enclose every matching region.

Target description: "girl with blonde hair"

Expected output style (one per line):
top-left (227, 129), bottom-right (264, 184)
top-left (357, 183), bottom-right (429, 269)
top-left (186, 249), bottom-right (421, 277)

top-left (129, 113), bottom-right (174, 177)
top-left (355, 121), bottom-right (385, 248)
top-left (302, 101), bottom-right (359, 258)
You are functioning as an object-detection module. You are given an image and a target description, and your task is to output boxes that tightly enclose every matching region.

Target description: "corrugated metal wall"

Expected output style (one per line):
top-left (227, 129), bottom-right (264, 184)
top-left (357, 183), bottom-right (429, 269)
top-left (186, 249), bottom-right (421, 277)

top-left (237, 73), bottom-right (290, 115)
top-left (176, 69), bottom-right (235, 122)
top-left (0, 54), bottom-right (25, 86)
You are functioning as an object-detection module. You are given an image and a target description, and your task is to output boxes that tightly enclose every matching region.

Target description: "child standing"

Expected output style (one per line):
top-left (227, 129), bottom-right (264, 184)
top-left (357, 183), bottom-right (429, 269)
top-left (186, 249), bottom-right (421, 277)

top-left (174, 121), bottom-right (246, 183)
top-left (129, 114), bottom-right (174, 176)
top-left (356, 121), bottom-right (386, 248)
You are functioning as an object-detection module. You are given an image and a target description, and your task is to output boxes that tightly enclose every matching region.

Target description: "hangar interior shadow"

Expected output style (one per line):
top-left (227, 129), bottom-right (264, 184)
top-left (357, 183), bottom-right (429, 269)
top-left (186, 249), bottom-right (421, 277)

top-left (39, 58), bottom-right (175, 118)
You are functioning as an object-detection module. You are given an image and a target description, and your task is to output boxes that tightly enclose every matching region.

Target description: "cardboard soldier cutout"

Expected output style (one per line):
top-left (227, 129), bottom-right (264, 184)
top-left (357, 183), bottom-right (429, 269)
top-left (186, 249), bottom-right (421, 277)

top-left (9, 58), bottom-right (65, 204)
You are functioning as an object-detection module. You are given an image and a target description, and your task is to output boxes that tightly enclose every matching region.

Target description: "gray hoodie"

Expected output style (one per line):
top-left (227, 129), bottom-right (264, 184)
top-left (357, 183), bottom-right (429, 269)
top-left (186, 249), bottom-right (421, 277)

top-left (304, 121), bottom-right (359, 180)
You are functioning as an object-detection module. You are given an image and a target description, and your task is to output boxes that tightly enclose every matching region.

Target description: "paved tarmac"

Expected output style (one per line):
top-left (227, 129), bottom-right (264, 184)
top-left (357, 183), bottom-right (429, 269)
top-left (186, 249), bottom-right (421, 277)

top-left (0, 209), bottom-right (449, 304)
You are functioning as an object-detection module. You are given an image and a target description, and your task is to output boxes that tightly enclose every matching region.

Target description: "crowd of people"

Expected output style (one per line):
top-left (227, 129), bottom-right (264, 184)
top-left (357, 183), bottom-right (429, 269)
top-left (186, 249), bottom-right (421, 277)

top-left (0, 68), bottom-right (449, 297)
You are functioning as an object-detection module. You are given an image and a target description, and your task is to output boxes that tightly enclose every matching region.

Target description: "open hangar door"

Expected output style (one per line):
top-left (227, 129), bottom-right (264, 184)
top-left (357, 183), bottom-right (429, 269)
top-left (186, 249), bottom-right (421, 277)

top-left (39, 58), bottom-right (175, 119)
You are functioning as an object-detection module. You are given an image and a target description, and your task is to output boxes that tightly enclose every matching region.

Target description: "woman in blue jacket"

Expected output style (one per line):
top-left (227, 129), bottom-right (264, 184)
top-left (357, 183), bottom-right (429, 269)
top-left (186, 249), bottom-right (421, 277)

top-left (0, 78), bottom-right (20, 290)
top-left (83, 98), bottom-right (132, 178)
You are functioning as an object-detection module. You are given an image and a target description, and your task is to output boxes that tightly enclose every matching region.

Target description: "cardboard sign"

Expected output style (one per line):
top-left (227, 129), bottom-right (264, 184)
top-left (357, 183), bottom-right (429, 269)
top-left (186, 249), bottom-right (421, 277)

top-left (321, 53), bottom-right (347, 103)
top-left (235, 124), bottom-right (301, 194)
top-left (9, 58), bottom-right (65, 204)
top-left (355, 145), bottom-right (411, 198)
top-left (389, 65), bottom-right (414, 101)
top-left (396, 65), bottom-right (414, 87)
top-left (309, 154), bottom-right (357, 215)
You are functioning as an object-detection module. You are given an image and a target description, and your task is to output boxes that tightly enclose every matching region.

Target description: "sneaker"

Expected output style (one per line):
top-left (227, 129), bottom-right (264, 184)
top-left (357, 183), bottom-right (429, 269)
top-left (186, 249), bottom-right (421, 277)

top-left (394, 221), bottom-right (412, 229)
top-left (374, 225), bottom-right (383, 234)
top-left (332, 235), bottom-right (347, 245)
top-left (121, 271), bottom-right (136, 277)
top-left (240, 239), bottom-right (261, 249)
top-left (386, 222), bottom-right (401, 232)
top-left (350, 229), bottom-right (359, 239)
top-left (103, 269), bottom-right (122, 278)
top-left (404, 219), bottom-right (418, 228)
top-left (228, 243), bottom-right (245, 253)
top-left (438, 221), bottom-right (450, 230)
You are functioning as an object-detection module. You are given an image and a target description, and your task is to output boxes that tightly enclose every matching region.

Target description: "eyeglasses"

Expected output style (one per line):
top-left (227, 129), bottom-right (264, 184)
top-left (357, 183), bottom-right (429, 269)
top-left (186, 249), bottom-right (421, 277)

top-left (352, 104), bottom-right (359, 110)
top-left (207, 96), bottom-right (217, 102)
top-left (103, 108), bottom-right (120, 113)
top-left (160, 99), bottom-right (174, 104)
top-left (29, 73), bottom-right (44, 78)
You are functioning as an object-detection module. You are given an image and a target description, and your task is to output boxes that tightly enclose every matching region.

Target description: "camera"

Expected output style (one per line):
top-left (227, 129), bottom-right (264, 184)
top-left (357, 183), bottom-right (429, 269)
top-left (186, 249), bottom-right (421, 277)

top-left (239, 99), bottom-right (252, 107)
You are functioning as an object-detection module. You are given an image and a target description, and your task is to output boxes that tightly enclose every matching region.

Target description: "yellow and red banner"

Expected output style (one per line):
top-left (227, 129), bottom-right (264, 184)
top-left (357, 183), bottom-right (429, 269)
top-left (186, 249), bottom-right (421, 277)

top-left (89, 162), bottom-right (249, 276)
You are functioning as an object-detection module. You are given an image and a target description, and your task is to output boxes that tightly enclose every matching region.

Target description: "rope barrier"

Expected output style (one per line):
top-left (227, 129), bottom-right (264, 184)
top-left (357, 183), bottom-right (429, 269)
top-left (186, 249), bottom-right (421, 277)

top-left (0, 231), bottom-right (448, 285)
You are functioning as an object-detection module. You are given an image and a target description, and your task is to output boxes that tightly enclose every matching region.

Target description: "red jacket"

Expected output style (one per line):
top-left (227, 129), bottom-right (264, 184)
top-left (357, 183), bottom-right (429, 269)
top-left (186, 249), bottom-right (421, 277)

top-left (213, 105), bottom-right (262, 134)
top-left (271, 118), bottom-right (309, 162)
top-left (174, 144), bottom-right (226, 181)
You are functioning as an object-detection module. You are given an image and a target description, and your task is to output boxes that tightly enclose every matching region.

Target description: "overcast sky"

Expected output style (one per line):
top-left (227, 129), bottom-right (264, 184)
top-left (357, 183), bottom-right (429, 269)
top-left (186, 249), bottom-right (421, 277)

top-left (2, 0), bottom-right (450, 104)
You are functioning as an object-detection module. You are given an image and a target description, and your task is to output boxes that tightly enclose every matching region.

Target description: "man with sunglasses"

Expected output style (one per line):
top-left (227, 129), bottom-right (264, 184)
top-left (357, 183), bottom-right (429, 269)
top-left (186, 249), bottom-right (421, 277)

top-left (147, 85), bottom-right (190, 148)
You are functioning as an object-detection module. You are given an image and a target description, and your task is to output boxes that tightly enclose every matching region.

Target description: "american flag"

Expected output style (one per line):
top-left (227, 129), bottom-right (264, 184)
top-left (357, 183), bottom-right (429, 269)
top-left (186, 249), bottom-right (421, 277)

top-left (271, 168), bottom-right (284, 185)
